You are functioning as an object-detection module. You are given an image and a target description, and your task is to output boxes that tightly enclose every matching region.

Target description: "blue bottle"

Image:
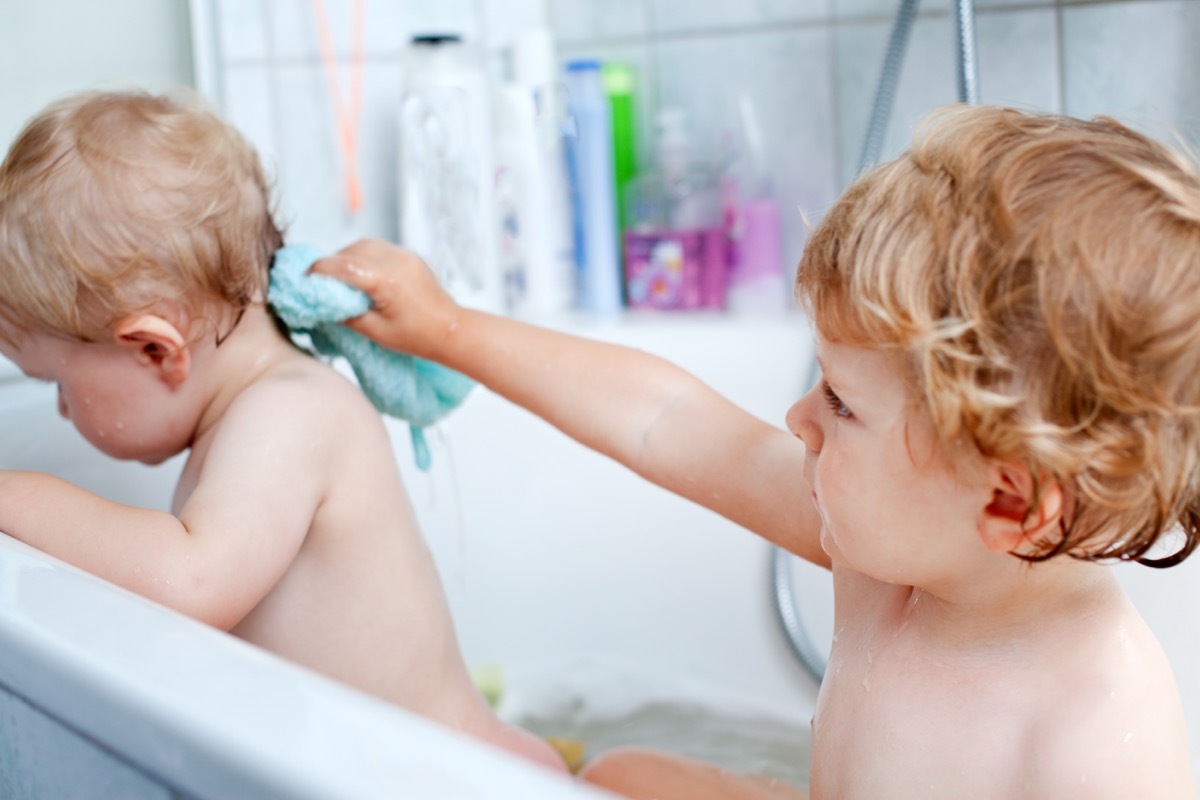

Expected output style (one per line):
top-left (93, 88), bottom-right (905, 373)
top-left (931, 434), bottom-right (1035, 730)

top-left (563, 59), bottom-right (623, 313)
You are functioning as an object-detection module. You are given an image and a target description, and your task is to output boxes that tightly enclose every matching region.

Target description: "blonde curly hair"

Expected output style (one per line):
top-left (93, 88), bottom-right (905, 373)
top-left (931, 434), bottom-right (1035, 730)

top-left (0, 89), bottom-right (283, 345)
top-left (797, 104), bottom-right (1200, 567)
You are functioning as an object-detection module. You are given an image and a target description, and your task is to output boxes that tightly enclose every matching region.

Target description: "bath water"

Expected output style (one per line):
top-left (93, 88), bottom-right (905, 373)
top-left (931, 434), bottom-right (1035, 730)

top-left (496, 658), bottom-right (812, 793)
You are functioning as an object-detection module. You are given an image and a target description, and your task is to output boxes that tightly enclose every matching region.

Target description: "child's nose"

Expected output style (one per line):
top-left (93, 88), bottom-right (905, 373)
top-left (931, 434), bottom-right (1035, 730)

top-left (785, 389), bottom-right (824, 454)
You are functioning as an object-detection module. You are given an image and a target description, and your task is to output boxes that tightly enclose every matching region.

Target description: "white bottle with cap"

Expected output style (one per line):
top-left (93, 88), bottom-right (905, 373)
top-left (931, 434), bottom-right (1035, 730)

top-left (398, 34), bottom-right (504, 312)
top-left (494, 28), bottom-right (575, 316)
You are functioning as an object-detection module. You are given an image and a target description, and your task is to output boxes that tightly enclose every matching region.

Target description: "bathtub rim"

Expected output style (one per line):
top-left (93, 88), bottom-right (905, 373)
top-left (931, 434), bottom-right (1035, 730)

top-left (0, 532), bottom-right (606, 799)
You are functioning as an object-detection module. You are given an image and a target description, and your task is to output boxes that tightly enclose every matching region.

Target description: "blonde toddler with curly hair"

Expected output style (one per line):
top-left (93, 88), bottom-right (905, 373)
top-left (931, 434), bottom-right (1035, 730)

top-left (312, 104), bottom-right (1199, 798)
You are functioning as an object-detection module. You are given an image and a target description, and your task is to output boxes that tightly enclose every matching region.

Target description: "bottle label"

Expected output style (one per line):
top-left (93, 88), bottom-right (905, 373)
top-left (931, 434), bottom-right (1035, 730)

top-left (624, 229), bottom-right (728, 310)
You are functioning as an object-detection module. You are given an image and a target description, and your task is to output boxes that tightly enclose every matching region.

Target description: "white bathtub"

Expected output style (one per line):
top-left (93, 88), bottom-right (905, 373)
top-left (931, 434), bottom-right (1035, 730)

top-left (0, 315), bottom-right (1196, 795)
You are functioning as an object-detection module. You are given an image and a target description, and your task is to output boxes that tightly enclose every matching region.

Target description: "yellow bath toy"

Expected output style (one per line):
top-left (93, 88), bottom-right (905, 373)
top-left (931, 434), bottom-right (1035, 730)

top-left (469, 663), bottom-right (505, 709)
top-left (544, 737), bottom-right (588, 774)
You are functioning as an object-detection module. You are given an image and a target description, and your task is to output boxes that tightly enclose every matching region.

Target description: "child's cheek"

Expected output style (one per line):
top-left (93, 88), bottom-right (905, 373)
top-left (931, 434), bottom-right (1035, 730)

top-left (814, 451), bottom-right (850, 529)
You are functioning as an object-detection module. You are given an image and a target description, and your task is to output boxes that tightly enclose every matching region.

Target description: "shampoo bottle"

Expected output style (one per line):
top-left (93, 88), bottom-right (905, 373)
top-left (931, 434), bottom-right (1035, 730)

top-left (563, 59), bottom-right (623, 313)
top-left (623, 108), bottom-right (727, 310)
top-left (398, 34), bottom-right (504, 312)
top-left (494, 28), bottom-right (575, 316)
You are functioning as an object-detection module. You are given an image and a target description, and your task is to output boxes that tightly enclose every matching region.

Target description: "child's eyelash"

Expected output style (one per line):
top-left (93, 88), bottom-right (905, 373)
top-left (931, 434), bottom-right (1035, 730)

top-left (821, 381), bottom-right (853, 419)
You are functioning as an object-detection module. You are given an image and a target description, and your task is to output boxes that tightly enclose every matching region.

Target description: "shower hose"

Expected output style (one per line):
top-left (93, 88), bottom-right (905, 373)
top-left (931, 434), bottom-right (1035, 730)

top-left (772, 0), bottom-right (979, 686)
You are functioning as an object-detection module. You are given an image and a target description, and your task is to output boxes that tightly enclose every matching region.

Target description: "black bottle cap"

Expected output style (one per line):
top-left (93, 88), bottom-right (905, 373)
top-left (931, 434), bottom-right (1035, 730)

top-left (411, 34), bottom-right (463, 46)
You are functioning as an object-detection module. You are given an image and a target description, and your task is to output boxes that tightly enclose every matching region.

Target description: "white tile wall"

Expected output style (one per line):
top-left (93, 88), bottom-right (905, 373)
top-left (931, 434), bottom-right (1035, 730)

top-left (835, 0), bottom-right (1035, 19)
top-left (834, 6), bottom-right (1063, 185)
top-left (191, 0), bottom-right (1200, 266)
top-left (0, 1), bottom-right (193, 147)
top-left (548, 0), bottom-right (652, 44)
top-left (650, 0), bottom-right (832, 32)
top-left (1064, 0), bottom-right (1200, 144)
top-left (653, 26), bottom-right (838, 268)
top-left (214, 0), bottom-right (271, 62)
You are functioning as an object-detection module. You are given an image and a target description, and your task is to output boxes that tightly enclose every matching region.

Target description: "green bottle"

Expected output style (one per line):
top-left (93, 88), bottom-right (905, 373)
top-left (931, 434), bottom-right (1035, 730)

top-left (602, 62), bottom-right (638, 232)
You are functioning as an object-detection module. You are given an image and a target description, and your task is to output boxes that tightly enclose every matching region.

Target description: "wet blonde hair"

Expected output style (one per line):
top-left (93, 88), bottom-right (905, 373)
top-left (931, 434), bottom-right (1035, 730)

top-left (0, 89), bottom-right (283, 344)
top-left (797, 104), bottom-right (1200, 567)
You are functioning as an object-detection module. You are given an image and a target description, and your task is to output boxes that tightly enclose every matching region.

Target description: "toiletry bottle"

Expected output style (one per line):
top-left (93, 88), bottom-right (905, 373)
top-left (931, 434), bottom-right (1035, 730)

top-left (603, 62), bottom-right (638, 232)
top-left (494, 28), bottom-right (575, 317)
top-left (398, 34), bottom-right (504, 312)
top-left (723, 94), bottom-right (788, 315)
top-left (726, 195), bottom-right (785, 314)
top-left (563, 59), bottom-right (623, 313)
top-left (623, 108), bottom-right (727, 310)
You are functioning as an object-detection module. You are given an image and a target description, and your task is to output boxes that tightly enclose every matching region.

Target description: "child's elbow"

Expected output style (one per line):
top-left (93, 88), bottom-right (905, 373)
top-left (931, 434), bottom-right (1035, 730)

top-left (149, 569), bottom-right (253, 632)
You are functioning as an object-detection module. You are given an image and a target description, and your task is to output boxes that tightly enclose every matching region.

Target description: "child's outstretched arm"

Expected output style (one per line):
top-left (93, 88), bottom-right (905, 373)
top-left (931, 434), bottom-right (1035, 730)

top-left (0, 382), bottom-right (330, 628)
top-left (313, 239), bottom-right (829, 567)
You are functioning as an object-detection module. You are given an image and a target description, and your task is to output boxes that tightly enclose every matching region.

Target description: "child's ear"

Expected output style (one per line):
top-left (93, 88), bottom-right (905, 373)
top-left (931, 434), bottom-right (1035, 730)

top-left (979, 461), bottom-right (1065, 555)
top-left (112, 315), bottom-right (191, 387)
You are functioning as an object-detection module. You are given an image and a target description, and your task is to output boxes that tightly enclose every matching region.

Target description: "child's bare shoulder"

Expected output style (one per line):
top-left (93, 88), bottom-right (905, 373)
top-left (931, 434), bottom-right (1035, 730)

top-left (1031, 601), bottom-right (1193, 797)
top-left (213, 354), bottom-right (389, 458)
top-left (241, 355), bottom-right (378, 418)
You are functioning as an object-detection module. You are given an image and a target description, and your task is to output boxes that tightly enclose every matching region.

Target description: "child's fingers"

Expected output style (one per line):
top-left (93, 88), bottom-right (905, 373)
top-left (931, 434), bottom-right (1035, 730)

top-left (309, 253), bottom-right (380, 296)
top-left (337, 308), bottom-right (385, 338)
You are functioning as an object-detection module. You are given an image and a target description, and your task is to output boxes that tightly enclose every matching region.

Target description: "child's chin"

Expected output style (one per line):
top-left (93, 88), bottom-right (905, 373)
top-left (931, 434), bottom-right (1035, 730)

top-left (818, 525), bottom-right (838, 558)
top-left (94, 444), bottom-right (173, 466)
top-left (131, 448), bottom-right (183, 466)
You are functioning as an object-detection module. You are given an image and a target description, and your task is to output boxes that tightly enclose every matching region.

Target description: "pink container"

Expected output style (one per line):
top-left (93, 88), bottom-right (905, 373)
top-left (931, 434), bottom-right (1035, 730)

top-left (624, 227), bottom-right (728, 310)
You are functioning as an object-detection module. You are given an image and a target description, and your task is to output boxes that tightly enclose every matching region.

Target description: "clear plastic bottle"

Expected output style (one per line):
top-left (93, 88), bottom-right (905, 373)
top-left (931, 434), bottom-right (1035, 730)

top-left (623, 109), bottom-right (727, 310)
top-left (398, 34), bottom-right (503, 312)
top-left (722, 94), bottom-right (788, 315)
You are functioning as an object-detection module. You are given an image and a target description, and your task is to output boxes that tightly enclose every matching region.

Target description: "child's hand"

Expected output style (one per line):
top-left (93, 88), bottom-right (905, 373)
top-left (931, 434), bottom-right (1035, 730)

top-left (309, 239), bottom-right (462, 359)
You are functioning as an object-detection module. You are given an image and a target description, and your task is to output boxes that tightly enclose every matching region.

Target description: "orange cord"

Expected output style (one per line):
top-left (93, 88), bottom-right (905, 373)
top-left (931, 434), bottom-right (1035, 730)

top-left (312, 0), bottom-right (366, 214)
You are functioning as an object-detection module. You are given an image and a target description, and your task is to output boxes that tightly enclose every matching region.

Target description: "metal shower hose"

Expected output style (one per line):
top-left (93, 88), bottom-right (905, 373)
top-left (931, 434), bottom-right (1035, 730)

top-left (772, 0), bottom-right (980, 686)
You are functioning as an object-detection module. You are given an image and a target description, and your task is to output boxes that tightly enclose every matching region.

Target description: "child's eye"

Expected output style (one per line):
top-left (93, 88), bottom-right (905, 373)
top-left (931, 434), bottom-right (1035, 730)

top-left (821, 380), bottom-right (853, 419)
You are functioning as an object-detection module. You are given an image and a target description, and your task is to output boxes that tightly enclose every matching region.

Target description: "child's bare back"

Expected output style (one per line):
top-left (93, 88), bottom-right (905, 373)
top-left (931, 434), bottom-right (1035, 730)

top-left (176, 337), bottom-right (474, 723)
top-left (0, 89), bottom-right (562, 771)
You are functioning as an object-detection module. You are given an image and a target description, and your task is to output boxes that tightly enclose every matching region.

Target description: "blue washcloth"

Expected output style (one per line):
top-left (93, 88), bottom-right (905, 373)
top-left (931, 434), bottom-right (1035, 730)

top-left (267, 244), bottom-right (474, 470)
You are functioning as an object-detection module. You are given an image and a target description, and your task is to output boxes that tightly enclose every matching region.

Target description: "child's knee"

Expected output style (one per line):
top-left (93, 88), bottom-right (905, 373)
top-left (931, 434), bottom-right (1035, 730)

top-left (579, 747), bottom-right (666, 798)
top-left (580, 747), bottom-right (807, 800)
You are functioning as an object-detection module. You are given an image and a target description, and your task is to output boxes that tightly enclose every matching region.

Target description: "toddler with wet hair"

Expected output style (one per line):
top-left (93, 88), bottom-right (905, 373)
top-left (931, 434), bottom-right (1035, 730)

top-left (0, 89), bottom-right (563, 772)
